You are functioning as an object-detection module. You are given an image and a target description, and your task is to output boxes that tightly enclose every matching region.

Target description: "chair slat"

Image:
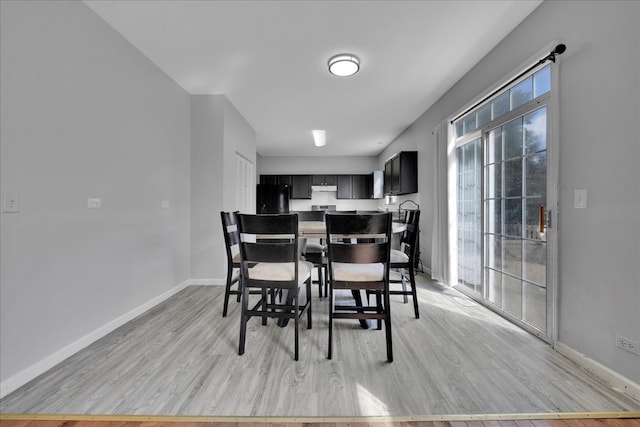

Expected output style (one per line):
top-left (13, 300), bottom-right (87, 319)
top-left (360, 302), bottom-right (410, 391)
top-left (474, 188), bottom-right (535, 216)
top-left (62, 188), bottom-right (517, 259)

top-left (327, 242), bottom-right (388, 264)
top-left (243, 242), bottom-right (297, 263)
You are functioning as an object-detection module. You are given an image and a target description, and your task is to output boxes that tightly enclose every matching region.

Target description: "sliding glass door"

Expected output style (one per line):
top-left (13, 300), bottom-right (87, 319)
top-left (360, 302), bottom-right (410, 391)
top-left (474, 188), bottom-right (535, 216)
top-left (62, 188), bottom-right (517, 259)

top-left (454, 64), bottom-right (554, 341)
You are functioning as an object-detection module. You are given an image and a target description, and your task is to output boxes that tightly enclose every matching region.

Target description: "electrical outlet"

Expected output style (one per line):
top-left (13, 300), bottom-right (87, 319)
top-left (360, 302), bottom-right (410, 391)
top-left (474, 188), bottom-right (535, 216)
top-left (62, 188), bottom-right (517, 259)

top-left (3, 191), bottom-right (20, 213)
top-left (616, 335), bottom-right (640, 356)
top-left (87, 198), bottom-right (101, 209)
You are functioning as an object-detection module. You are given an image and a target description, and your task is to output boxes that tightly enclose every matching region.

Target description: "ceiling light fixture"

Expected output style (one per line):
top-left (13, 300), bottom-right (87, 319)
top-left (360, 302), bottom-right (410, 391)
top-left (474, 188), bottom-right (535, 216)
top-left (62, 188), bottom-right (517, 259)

top-left (312, 129), bottom-right (326, 147)
top-left (328, 54), bottom-right (360, 77)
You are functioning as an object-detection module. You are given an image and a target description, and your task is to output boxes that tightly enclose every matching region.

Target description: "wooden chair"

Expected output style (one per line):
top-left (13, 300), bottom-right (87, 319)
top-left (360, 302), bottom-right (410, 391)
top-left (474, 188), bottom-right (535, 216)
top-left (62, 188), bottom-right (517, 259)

top-left (325, 212), bottom-right (393, 362)
top-left (220, 211), bottom-right (241, 317)
top-left (237, 213), bottom-right (313, 361)
top-left (294, 210), bottom-right (327, 297)
top-left (389, 209), bottom-right (421, 318)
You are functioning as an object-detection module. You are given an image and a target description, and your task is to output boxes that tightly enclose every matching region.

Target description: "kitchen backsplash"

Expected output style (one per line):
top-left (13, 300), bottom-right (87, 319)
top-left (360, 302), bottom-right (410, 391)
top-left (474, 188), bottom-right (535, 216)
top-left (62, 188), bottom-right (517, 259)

top-left (290, 191), bottom-right (378, 212)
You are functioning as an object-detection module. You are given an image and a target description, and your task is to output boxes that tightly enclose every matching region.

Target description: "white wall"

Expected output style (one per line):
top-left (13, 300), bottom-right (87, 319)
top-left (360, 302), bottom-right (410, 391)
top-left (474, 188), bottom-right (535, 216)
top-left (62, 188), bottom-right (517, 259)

top-left (191, 95), bottom-right (256, 281)
top-left (384, 0), bottom-right (640, 384)
top-left (190, 96), bottom-right (225, 281)
top-left (0, 0), bottom-right (191, 390)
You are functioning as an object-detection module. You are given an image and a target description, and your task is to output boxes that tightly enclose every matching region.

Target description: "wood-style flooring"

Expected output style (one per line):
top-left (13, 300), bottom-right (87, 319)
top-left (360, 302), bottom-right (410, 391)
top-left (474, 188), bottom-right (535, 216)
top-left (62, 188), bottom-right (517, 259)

top-left (1, 274), bottom-right (639, 417)
top-left (1, 418), bottom-right (640, 427)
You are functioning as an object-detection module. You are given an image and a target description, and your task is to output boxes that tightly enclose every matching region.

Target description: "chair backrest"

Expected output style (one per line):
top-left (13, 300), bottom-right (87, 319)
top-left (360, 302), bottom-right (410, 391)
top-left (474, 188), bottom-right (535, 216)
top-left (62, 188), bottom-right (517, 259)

top-left (237, 213), bottom-right (300, 287)
top-left (294, 210), bottom-right (325, 222)
top-left (399, 210), bottom-right (420, 263)
top-left (325, 213), bottom-right (392, 269)
top-left (220, 211), bottom-right (240, 264)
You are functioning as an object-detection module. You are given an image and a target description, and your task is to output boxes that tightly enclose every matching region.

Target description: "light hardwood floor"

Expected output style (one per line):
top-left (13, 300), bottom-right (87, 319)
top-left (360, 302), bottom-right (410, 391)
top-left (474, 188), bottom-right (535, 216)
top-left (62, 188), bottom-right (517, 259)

top-left (1, 274), bottom-right (638, 417)
top-left (1, 418), bottom-right (640, 427)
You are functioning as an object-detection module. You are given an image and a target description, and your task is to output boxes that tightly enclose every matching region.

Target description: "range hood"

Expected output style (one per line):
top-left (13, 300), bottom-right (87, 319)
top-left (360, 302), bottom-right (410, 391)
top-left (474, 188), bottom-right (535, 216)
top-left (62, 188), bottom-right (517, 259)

top-left (311, 185), bottom-right (337, 192)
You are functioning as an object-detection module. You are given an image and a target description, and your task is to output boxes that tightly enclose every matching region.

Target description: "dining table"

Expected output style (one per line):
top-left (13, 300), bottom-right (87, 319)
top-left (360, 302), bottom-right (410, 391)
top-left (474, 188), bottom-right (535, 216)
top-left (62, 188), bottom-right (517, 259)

top-left (299, 220), bottom-right (406, 238)
top-left (275, 218), bottom-right (406, 328)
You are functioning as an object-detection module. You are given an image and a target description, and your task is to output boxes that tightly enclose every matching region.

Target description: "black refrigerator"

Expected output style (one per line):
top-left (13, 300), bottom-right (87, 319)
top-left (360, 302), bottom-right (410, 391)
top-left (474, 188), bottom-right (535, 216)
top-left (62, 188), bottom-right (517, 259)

top-left (256, 184), bottom-right (290, 214)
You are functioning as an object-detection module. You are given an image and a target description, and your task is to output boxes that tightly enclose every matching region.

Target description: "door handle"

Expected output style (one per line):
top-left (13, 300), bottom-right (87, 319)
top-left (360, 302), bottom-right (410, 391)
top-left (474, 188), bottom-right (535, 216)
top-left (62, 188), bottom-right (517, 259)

top-left (539, 205), bottom-right (551, 232)
top-left (539, 205), bottom-right (545, 233)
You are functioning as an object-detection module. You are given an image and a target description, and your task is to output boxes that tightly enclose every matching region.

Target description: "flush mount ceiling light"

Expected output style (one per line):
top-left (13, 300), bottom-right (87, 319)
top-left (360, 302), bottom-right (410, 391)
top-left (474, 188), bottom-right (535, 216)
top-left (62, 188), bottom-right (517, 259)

top-left (328, 54), bottom-right (360, 77)
top-left (312, 129), bottom-right (326, 147)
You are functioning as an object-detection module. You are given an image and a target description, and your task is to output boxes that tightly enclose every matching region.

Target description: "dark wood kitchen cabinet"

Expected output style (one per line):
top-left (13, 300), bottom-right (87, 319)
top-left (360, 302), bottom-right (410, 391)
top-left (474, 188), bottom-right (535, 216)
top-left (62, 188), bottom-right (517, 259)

top-left (337, 174), bottom-right (372, 199)
top-left (384, 151), bottom-right (417, 195)
top-left (260, 175), bottom-right (292, 186)
top-left (291, 175), bottom-right (312, 199)
top-left (311, 175), bottom-right (337, 186)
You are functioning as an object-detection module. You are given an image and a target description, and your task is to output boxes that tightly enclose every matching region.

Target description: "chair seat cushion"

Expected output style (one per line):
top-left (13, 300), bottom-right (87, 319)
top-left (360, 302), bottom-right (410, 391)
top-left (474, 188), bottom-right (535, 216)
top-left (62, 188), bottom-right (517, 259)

top-left (248, 261), bottom-right (313, 284)
top-left (390, 249), bottom-right (409, 264)
top-left (332, 262), bottom-right (384, 282)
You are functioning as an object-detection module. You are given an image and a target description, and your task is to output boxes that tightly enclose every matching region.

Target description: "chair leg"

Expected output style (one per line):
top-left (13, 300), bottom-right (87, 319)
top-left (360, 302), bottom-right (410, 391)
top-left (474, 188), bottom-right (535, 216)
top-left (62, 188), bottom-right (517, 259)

top-left (223, 266), bottom-right (233, 317)
top-left (306, 278), bottom-right (313, 329)
top-left (294, 291), bottom-right (299, 361)
top-left (317, 265), bottom-right (323, 298)
top-left (383, 288), bottom-right (393, 363)
top-left (238, 282), bottom-right (249, 356)
top-left (409, 267), bottom-right (419, 319)
top-left (328, 284), bottom-right (333, 359)
top-left (376, 290), bottom-right (383, 330)
top-left (400, 268), bottom-right (408, 303)
top-left (323, 265), bottom-right (329, 298)
top-left (262, 289), bottom-right (268, 325)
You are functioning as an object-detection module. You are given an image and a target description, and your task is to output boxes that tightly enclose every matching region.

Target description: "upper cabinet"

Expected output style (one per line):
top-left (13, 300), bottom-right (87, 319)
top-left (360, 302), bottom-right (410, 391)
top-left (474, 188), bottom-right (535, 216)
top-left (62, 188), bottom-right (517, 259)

top-left (337, 174), bottom-right (372, 199)
top-left (311, 175), bottom-right (337, 186)
top-left (291, 175), bottom-right (312, 199)
top-left (260, 175), bottom-right (292, 186)
top-left (260, 172), bottom-right (380, 200)
top-left (384, 151), bottom-right (418, 195)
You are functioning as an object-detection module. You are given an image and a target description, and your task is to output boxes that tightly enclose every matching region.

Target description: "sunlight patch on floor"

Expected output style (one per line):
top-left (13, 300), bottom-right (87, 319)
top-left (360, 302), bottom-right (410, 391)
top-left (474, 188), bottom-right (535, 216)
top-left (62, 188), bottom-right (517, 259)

top-left (356, 383), bottom-right (390, 416)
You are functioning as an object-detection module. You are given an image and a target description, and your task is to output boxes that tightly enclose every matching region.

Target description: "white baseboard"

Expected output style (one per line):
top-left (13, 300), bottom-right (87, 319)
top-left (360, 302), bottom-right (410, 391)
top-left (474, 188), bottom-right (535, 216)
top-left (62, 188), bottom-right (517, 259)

top-left (0, 280), bottom-right (191, 399)
top-left (555, 341), bottom-right (640, 402)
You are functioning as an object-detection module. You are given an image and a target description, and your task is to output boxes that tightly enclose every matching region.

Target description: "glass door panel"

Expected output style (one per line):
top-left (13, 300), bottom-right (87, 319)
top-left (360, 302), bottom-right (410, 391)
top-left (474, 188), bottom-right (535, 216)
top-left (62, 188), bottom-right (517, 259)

top-left (456, 137), bottom-right (482, 296)
top-left (483, 106), bottom-right (548, 334)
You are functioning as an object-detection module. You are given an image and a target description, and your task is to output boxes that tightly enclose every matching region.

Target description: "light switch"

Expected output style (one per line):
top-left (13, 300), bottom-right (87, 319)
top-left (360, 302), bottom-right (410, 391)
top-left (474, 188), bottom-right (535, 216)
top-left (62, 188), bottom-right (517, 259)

top-left (574, 189), bottom-right (587, 209)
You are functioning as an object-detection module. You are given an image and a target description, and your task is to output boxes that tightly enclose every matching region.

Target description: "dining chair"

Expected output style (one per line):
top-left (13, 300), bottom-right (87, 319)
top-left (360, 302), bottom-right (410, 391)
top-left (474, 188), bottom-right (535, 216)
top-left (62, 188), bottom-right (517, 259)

top-left (220, 211), bottom-right (241, 317)
top-left (325, 212), bottom-right (393, 362)
top-left (294, 210), bottom-right (327, 297)
top-left (389, 209), bottom-right (421, 318)
top-left (237, 213), bottom-right (313, 361)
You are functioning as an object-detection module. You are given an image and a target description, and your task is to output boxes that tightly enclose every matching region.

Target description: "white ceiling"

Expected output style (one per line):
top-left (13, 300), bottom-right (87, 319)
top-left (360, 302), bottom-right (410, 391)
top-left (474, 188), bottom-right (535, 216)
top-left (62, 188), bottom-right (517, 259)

top-left (84, 0), bottom-right (542, 157)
